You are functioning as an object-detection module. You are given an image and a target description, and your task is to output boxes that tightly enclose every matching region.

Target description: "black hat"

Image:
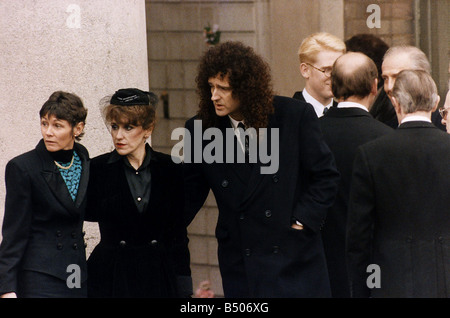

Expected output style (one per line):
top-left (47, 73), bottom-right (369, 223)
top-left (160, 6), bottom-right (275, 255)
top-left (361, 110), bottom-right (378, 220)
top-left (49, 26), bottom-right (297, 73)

top-left (110, 88), bottom-right (154, 106)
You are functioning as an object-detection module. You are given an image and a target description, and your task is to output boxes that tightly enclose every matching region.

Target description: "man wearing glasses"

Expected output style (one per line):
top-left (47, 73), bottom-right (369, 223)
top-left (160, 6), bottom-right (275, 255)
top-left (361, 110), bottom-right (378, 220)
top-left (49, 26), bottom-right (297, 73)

top-left (381, 45), bottom-right (446, 131)
top-left (293, 32), bottom-right (346, 117)
top-left (439, 62), bottom-right (450, 134)
top-left (440, 88), bottom-right (450, 134)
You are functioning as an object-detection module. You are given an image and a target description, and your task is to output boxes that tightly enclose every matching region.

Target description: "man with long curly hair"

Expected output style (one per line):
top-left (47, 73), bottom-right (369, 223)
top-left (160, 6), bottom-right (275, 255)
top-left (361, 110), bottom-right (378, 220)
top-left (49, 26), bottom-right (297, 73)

top-left (183, 41), bottom-right (340, 297)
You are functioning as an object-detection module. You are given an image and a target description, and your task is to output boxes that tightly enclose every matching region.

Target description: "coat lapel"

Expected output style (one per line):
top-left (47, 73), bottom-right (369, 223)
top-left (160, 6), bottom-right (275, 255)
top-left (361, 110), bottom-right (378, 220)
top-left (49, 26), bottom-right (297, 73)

top-left (37, 140), bottom-right (89, 216)
top-left (215, 116), bottom-right (252, 184)
top-left (238, 114), bottom-right (278, 206)
top-left (105, 155), bottom-right (139, 214)
top-left (37, 140), bottom-right (79, 216)
top-left (207, 115), bottom-right (278, 207)
top-left (147, 152), bottom-right (164, 215)
top-left (73, 142), bottom-right (90, 208)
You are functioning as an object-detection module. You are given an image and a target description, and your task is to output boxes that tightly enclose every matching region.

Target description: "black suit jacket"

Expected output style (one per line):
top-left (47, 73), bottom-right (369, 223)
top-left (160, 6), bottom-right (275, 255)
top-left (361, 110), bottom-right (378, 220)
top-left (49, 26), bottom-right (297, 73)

top-left (319, 107), bottom-right (393, 297)
top-left (346, 121), bottom-right (450, 297)
top-left (183, 95), bottom-right (340, 297)
top-left (369, 89), bottom-right (398, 129)
top-left (0, 139), bottom-right (90, 295)
top-left (85, 146), bottom-right (191, 297)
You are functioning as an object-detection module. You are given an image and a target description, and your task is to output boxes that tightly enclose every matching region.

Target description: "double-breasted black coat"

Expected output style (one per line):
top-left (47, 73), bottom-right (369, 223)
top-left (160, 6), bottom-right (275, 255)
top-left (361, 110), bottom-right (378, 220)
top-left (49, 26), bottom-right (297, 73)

top-left (183, 96), bottom-right (340, 297)
top-left (85, 146), bottom-right (191, 298)
top-left (0, 139), bottom-right (90, 296)
top-left (347, 121), bottom-right (450, 297)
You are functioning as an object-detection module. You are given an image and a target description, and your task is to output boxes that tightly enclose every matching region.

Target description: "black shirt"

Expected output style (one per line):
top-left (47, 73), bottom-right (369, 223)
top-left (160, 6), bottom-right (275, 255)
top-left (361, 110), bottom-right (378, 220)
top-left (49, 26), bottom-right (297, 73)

top-left (107, 143), bottom-right (152, 213)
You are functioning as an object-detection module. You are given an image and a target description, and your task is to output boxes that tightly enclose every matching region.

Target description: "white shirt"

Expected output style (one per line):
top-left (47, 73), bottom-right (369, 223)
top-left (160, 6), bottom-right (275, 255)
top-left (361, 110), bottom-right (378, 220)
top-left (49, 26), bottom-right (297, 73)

top-left (228, 116), bottom-right (246, 151)
top-left (337, 101), bottom-right (369, 112)
top-left (302, 89), bottom-right (334, 117)
top-left (401, 115), bottom-right (431, 124)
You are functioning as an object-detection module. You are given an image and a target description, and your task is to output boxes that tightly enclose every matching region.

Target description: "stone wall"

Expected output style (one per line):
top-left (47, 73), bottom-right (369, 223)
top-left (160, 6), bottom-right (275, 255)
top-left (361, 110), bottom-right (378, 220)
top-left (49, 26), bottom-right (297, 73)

top-left (0, 0), bottom-right (149, 265)
top-left (344, 0), bottom-right (415, 46)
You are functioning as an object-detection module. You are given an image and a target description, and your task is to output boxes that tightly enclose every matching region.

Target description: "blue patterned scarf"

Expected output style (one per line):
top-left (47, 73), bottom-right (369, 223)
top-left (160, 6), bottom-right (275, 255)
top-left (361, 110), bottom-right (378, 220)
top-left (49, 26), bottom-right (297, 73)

top-left (56, 151), bottom-right (82, 201)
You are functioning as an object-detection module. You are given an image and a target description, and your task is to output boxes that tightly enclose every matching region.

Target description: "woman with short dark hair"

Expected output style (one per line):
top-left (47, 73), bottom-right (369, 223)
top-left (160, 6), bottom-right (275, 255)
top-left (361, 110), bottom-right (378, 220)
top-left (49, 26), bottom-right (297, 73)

top-left (0, 91), bottom-right (90, 298)
top-left (85, 88), bottom-right (192, 298)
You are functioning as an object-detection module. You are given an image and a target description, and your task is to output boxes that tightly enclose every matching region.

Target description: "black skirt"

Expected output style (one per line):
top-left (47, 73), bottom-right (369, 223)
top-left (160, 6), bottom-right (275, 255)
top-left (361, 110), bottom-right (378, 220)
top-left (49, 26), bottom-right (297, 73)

top-left (17, 270), bottom-right (87, 298)
top-left (87, 242), bottom-right (177, 298)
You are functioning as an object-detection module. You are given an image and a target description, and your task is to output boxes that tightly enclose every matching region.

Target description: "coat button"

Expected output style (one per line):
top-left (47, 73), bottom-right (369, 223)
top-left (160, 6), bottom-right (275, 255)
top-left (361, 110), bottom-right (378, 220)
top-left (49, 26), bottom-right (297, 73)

top-left (56, 230), bottom-right (62, 237)
top-left (56, 243), bottom-right (63, 250)
top-left (244, 248), bottom-right (251, 256)
top-left (119, 240), bottom-right (127, 247)
top-left (265, 210), bottom-right (272, 217)
top-left (221, 180), bottom-right (229, 188)
top-left (239, 214), bottom-right (245, 220)
top-left (72, 243), bottom-right (78, 250)
top-left (272, 246), bottom-right (280, 254)
top-left (150, 240), bottom-right (158, 246)
top-left (272, 175), bottom-right (279, 183)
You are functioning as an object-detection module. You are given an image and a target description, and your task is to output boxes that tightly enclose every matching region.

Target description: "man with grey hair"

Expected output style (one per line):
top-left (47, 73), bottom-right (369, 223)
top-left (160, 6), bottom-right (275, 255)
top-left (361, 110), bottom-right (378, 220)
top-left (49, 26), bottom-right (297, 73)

top-left (373, 45), bottom-right (445, 130)
top-left (346, 69), bottom-right (450, 298)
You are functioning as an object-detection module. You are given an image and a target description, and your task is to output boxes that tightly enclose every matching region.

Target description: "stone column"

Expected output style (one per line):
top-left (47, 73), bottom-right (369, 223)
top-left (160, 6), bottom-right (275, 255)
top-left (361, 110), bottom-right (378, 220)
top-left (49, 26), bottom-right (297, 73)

top-left (0, 0), bottom-right (149, 246)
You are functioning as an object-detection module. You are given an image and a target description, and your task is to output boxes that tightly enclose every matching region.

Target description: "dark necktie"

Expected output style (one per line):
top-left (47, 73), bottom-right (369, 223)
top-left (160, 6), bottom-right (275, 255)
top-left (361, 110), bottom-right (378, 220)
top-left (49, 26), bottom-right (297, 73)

top-left (237, 122), bottom-right (249, 162)
top-left (323, 107), bottom-right (329, 115)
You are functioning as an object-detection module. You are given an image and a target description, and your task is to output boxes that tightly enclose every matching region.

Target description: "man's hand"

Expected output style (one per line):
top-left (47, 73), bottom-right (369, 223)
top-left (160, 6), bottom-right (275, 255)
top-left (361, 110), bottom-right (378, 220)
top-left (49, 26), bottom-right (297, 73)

top-left (291, 223), bottom-right (304, 230)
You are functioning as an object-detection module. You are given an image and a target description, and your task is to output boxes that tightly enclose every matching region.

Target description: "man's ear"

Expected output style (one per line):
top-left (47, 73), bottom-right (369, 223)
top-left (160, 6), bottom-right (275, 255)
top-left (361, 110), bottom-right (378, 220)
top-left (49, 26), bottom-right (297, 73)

top-left (390, 96), bottom-right (403, 125)
top-left (390, 96), bottom-right (400, 112)
top-left (431, 95), bottom-right (441, 112)
top-left (299, 63), bottom-right (310, 79)
top-left (371, 78), bottom-right (378, 96)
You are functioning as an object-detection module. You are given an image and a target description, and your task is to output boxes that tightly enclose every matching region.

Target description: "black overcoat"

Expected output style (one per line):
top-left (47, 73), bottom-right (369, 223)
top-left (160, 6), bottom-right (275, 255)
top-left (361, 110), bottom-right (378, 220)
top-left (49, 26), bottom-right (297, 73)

top-left (85, 146), bottom-right (191, 298)
top-left (347, 121), bottom-right (450, 297)
top-left (319, 106), bottom-right (393, 297)
top-left (183, 96), bottom-right (340, 297)
top-left (0, 139), bottom-right (90, 296)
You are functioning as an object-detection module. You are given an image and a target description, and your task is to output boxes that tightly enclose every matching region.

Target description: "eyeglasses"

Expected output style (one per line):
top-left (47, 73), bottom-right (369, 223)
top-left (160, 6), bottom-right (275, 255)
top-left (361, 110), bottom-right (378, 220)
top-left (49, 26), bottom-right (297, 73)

top-left (439, 107), bottom-right (449, 120)
top-left (306, 63), bottom-right (333, 77)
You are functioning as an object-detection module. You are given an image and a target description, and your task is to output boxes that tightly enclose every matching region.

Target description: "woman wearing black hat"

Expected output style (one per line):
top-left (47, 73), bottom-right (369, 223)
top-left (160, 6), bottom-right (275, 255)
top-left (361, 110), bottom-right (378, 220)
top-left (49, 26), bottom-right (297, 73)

top-left (0, 91), bottom-right (89, 298)
top-left (85, 88), bottom-right (192, 298)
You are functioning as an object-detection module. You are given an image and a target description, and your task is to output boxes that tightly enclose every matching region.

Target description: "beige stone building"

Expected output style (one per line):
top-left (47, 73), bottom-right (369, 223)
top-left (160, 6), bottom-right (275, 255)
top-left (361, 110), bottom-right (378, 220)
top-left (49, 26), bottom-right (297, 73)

top-left (147, 0), bottom-right (449, 297)
top-left (0, 0), bottom-right (448, 298)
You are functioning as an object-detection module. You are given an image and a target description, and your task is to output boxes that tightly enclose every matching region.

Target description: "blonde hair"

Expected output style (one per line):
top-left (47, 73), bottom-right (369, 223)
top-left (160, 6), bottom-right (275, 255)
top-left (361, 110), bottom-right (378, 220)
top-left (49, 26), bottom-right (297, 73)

top-left (298, 32), bottom-right (346, 64)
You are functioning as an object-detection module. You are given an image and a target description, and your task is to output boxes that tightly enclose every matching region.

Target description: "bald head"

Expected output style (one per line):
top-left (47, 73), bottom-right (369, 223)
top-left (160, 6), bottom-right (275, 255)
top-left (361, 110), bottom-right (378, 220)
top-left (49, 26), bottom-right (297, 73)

top-left (331, 52), bottom-right (378, 101)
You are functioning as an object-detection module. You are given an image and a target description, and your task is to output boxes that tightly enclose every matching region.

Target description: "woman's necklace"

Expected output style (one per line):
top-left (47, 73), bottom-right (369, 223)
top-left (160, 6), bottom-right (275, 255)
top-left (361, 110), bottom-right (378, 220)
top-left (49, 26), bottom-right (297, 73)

top-left (54, 155), bottom-right (74, 170)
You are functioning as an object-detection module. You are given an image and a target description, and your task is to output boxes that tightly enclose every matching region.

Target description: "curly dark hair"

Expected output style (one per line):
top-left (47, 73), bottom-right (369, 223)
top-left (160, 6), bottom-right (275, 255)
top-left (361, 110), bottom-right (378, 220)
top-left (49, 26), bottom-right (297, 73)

top-left (196, 41), bottom-right (274, 130)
